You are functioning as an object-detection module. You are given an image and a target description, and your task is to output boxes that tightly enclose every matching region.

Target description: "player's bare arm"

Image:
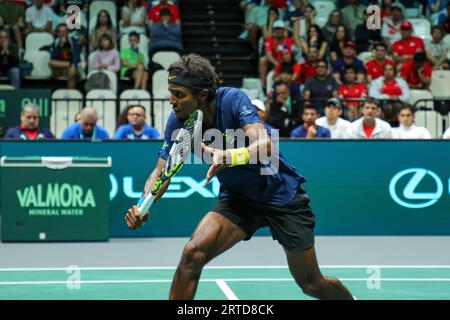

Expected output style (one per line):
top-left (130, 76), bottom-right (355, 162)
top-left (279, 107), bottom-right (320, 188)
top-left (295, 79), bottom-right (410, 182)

top-left (203, 122), bottom-right (272, 185)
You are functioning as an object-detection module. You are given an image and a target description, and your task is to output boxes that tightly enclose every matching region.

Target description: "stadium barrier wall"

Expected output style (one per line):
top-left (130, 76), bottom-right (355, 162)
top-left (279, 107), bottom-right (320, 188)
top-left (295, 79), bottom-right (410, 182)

top-left (1, 140), bottom-right (449, 238)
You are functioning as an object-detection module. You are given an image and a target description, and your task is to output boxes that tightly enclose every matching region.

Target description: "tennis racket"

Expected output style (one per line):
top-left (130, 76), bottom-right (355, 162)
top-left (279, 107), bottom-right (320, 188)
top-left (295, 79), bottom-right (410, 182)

top-left (137, 109), bottom-right (203, 217)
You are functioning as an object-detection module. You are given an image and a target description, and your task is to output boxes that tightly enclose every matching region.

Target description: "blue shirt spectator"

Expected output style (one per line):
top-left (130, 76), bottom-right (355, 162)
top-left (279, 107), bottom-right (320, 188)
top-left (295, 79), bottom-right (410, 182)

top-left (114, 124), bottom-right (160, 139)
top-left (290, 124), bottom-right (331, 138)
top-left (61, 107), bottom-right (109, 140)
top-left (290, 105), bottom-right (331, 138)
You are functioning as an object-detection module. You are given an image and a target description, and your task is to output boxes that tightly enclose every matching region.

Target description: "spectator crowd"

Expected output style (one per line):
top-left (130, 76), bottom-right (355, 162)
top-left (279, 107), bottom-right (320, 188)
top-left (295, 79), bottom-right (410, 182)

top-left (241, 0), bottom-right (450, 138)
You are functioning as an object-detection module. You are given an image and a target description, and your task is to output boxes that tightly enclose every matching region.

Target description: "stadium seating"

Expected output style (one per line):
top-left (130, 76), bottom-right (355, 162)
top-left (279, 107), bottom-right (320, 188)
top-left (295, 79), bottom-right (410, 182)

top-left (51, 89), bottom-right (84, 138)
top-left (89, 1), bottom-right (117, 26)
top-left (152, 51), bottom-right (181, 70)
top-left (23, 51), bottom-right (52, 79)
top-left (242, 77), bottom-right (264, 100)
top-left (88, 51), bottom-right (97, 73)
top-left (85, 89), bottom-right (117, 137)
top-left (152, 70), bottom-right (171, 136)
top-left (119, 89), bottom-right (152, 123)
top-left (430, 71), bottom-right (450, 98)
top-left (408, 18), bottom-right (431, 41)
top-left (312, 1), bottom-right (336, 28)
top-left (443, 35), bottom-right (450, 60)
top-left (415, 110), bottom-right (444, 139)
top-left (25, 32), bottom-right (54, 51)
top-left (0, 85), bottom-right (15, 90)
top-left (408, 89), bottom-right (434, 110)
top-left (86, 70), bottom-right (118, 94)
top-left (357, 52), bottom-right (373, 65)
top-left (405, 5), bottom-right (423, 19)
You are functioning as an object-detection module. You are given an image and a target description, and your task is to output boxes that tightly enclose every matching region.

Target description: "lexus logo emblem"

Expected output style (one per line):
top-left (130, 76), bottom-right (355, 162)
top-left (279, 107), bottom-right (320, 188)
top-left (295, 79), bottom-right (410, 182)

top-left (389, 168), bottom-right (444, 209)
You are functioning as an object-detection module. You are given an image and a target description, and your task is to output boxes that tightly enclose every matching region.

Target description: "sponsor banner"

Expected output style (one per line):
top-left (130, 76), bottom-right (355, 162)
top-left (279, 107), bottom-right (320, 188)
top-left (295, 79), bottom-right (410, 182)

top-left (1, 140), bottom-right (449, 237)
top-left (1, 158), bottom-right (110, 241)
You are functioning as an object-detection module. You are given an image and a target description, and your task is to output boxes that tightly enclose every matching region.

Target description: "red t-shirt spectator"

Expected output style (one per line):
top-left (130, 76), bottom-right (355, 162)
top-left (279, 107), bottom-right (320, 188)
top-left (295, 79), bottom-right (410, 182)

top-left (381, 79), bottom-right (403, 96)
top-left (149, 3), bottom-right (180, 23)
top-left (271, 0), bottom-right (287, 8)
top-left (366, 59), bottom-right (396, 81)
top-left (275, 62), bottom-right (302, 84)
top-left (400, 59), bottom-right (432, 87)
top-left (392, 36), bottom-right (425, 58)
top-left (264, 36), bottom-right (295, 62)
top-left (299, 61), bottom-right (317, 83)
top-left (338, 83), bottom-right (367, 107)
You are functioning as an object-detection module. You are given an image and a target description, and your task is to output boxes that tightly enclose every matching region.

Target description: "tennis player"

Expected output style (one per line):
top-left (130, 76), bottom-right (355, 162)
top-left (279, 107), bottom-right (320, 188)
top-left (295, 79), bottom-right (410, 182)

top-left (125, 54), bottom-right (354, 300)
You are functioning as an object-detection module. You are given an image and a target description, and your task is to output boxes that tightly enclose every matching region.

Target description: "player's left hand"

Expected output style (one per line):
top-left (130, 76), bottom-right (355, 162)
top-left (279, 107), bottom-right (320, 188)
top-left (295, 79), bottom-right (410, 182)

top-left (202, 143), bottom-right (227, 185)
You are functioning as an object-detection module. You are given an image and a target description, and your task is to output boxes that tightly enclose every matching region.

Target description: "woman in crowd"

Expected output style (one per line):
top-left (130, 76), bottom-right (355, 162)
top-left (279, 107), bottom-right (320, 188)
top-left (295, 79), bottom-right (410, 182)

top-left (329, 24), bottom-right (349, 62)
top-left (90, 10), bottom-right (117, 51)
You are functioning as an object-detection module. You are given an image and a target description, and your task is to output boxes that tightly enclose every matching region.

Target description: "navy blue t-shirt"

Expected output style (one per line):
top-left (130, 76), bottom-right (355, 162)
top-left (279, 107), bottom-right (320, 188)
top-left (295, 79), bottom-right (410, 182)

top-left (114, 124), bottom-right (160, 139)
top-left (4, 126), bottom-right (54, 140)
top-left (159, 87), bottom-right (306, 206)
top-left (331, 57), bottom-right (365, 82)
top-left (290, 125), bottom-right (331, 138)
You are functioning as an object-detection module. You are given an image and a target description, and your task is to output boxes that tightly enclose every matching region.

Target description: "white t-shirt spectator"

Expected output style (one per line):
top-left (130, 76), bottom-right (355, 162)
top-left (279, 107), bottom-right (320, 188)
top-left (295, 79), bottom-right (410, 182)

top-left (381, 18), bottom-right (403, 44)
top-left (347, 118), bottom-right (392, 139)
top-left (25, 5), bottom-right (53, 29)
top-left (369, 76), bottom-right (410, 102)
top-left (443, 127), bottom-right (450, 139)
top-left (316, 117), bottom-right (351, 139)
top-left (391, 124), bottom-right (432, 139)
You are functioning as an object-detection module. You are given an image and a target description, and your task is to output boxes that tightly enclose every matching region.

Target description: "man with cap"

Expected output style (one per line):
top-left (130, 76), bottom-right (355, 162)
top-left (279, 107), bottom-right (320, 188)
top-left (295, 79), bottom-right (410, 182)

top-left (148, 0), bottom-right (180, 26)
top-left (315, 98), bottom-right (351, 139)
top-left (331, 41), bottom-right (365, 85)
top-left (290, 105), bottom-right (331, 139)
top-left (148, 7), bottom-right (183, 57)
top-left (392, 21), bottom-right (426, 65)
top-left (61, 107), bottom-right (110, 140)
top-left (5, 103), bottom-right (54, 140)
top-left (381, 2), bottom-right (405, 49)
top-left (259, 19), bottom-right (295, 89)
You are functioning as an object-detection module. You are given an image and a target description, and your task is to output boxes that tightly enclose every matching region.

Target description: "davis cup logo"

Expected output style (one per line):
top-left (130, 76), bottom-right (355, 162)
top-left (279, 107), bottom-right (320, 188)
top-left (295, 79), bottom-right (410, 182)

top-left (389, 168), bottom-right (444, 209)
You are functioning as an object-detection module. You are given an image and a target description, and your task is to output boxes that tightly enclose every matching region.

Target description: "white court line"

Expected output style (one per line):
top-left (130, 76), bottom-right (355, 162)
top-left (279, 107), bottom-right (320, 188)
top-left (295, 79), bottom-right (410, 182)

top-left (1, 278), bottom-right (450, 286)
top-left (1, 265), bottom-right (450, 272)
top-left (215, 280), bottom-right (239, 300)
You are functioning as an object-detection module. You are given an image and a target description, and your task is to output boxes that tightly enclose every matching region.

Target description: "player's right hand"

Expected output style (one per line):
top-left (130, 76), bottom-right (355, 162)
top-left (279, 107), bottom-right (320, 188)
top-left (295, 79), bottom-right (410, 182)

top-left (125, 206), bottom-right (149, 230)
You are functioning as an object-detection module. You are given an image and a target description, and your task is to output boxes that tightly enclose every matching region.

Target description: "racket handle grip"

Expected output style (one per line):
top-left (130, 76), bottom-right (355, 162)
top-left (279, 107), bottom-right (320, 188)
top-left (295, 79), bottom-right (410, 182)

top-left (137, 193), bottom-right (154, 218)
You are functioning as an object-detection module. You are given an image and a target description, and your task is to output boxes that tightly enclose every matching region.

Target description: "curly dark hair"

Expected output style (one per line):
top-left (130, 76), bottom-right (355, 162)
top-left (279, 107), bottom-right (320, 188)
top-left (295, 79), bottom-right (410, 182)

top-left (168, 54), bottom-right (220, 101)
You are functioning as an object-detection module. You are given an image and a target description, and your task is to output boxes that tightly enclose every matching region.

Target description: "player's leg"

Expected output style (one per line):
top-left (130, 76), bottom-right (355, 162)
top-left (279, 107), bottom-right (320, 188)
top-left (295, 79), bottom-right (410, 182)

top-left (169, 211), bottom-right (247, 300)
top-left (284, 245), bottom-right (353, 300)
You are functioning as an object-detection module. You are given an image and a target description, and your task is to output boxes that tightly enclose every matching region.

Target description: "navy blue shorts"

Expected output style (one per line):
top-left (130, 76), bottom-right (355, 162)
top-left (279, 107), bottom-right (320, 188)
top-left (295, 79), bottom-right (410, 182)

top-left (211, 187), bottom-right (316, 251)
